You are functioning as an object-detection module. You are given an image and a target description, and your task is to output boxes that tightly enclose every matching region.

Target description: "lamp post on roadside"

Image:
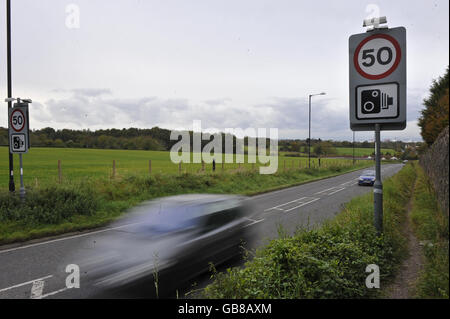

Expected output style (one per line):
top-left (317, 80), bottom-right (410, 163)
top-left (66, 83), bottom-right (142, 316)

top-left (308, 92), bottom-right (326, 168)
top-left (6, 0), bottom-right (15, 192)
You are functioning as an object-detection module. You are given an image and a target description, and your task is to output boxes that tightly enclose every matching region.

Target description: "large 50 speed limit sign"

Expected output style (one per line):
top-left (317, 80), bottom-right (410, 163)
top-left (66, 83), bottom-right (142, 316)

top-left (354, 34), bottom-right (402, 80)
top-left (8, 106), bottom-right (30, 153)
top-left (349, 27), bottom-right (406, 131)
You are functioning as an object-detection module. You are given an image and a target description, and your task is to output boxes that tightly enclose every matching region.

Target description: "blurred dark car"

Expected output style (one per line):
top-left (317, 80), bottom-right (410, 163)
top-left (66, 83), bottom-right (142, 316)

top-left (358, 170), bottom-right (376, 186)
top-left (77, 194), bottom-right (251, 294)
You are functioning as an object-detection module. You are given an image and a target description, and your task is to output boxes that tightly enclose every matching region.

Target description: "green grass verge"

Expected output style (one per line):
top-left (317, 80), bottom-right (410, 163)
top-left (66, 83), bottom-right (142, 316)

top-left (201, 163), bottom-right (416, 299)
top-left (410, 164), bottom-right (449, 299)
top-left (0, 161), bottom-right (372, 245)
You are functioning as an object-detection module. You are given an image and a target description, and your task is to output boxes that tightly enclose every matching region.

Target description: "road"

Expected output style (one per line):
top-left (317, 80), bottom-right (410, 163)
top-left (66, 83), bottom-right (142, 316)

top-left (0, 164), bottom-right (403, 299)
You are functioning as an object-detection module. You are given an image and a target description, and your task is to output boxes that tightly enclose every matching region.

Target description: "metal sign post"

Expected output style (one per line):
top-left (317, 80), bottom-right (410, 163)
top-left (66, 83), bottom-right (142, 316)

top-left (349, 17), bottom-right (407, 235)
top-left (374, 124), bottom-right (383, 233)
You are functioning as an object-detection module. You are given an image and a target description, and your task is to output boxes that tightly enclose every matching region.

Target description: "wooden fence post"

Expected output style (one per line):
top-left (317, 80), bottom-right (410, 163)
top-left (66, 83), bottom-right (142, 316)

top-left (58, 160), bottom-right (62, 184)
top-left (149, 160), bottom-right (152, 175)
top-left (112, 160), bottom-right (116, 179)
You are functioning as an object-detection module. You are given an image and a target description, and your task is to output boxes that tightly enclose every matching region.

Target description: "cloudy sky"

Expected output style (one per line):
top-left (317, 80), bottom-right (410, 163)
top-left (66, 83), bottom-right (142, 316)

top-left (0, 0), bottom-right (448, 141)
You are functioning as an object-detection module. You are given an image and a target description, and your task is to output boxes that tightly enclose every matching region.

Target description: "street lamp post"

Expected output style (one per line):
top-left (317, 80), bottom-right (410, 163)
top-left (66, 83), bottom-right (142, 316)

top-left (6, 0), bottom-right (15, 192)
top-left (308, 92), bottom-right (326, 169)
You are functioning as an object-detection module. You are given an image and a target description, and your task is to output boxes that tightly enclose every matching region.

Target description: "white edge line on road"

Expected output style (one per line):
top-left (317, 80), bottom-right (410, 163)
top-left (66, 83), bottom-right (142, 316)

top-left (0, 275), bottom-right (53, 294)
top-left (0, 223), bottom-right (142, 255)
top-left (243, 219), bottom-right (265, 228)
top-left (38, 287), bottom-right (69, 299)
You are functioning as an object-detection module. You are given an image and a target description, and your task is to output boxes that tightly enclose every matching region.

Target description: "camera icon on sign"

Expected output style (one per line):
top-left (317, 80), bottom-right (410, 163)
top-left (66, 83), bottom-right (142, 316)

top-left (361, 89), bottom-right (394, 114)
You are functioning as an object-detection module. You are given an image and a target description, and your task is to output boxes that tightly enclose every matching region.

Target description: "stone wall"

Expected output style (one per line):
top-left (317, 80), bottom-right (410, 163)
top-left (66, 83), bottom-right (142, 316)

top-left (420, 126), bottom-right (449, 216)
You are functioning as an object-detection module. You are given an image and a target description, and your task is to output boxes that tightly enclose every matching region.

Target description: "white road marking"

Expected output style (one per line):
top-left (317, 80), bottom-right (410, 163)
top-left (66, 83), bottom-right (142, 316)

top-left (328, 187), bottom-right (346, 195)
top-left (340, 179), bottom-right (359, 186)
top-left (314, 187), bottom-right (337, 195)
top-left (264, 197), bottom-right (309, 211)
top-left (315, 187), bottom-right (345, 195)
top-left (30, 280), bottom-right (45, 299)
top-left (264, 197), bottom-right (320, 213)
top-left (38, 287), bottom-right (69, 299)
top-left (0, 222), bottom-right (141, 255)
top-left (284, 198), bottom-right (320, 212)
top-left (0, 275), bottom-right (53, 294)
top-left (243, 217), bottom-right (265, 228)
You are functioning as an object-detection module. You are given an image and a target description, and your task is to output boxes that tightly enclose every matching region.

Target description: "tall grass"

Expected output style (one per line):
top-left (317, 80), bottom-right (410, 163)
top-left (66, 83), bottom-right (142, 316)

top-left (410, 164), bottom-right (449, 298)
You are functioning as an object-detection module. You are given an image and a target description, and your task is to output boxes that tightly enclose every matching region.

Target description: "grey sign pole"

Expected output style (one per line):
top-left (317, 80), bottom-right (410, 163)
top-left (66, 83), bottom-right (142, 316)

top-left (349, 17), bottom-right (407, 235)
top-left (374, 124), bottom-right (383, 234)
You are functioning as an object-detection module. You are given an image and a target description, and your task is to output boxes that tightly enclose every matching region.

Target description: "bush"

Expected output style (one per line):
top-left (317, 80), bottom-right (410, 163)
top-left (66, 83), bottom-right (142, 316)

top-left (0, 185), bottom-right (98, 225)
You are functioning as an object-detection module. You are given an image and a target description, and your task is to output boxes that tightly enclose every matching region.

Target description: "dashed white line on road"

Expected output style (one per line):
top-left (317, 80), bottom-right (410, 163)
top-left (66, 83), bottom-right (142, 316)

top-left (264, 197), bottom-right (320, 213)
top-left (314, 187), bottom-right (345, 195)
top-left (327, 187), bottom-right (346, 195)
top-left (284, 198), bottom-right (320, 212)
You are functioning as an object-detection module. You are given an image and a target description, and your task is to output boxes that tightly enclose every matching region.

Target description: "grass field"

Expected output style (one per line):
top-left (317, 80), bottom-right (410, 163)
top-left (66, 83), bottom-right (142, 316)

top-left (0, 147), bottom-right (366, 189)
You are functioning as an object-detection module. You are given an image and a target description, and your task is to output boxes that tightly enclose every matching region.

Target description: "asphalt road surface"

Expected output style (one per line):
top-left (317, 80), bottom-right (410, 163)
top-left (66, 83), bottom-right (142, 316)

top-left (0, 164), bottom-right (403, 299)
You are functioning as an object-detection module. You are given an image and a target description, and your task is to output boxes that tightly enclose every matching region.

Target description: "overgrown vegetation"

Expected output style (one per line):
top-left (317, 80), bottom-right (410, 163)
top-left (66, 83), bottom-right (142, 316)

top-left (0, 161), bottom-right (372, 245)
top-left (410, 164), bottom-right (449, 298)
top-left (201, 164), bottom-right (417, 299)
top-left (418, 66), bottom-right (449, 146)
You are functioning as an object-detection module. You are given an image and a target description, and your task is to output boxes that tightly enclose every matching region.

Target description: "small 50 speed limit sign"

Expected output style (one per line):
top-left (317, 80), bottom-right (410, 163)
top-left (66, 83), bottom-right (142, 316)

top-left (10, 109), bottom-right (26, 132)
top-left (8, 106), bottom-right (30, 153)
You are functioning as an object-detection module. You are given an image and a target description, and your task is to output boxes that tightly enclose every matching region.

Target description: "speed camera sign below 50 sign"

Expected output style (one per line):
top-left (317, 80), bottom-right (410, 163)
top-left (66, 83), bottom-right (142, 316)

top-left (349, 27), bottom-right (406, 131)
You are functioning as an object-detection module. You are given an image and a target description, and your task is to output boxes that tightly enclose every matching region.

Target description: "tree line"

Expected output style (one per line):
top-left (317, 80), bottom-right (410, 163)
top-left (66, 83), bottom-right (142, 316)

top-left (0, 126), bottom-right (272, 154)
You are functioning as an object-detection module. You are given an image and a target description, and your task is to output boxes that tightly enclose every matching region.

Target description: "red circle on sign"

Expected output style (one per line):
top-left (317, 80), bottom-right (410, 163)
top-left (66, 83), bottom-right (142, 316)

top-left (354, 33), bottom-right (402, 80)
top-left (10, 109), bottom-right (26, 132)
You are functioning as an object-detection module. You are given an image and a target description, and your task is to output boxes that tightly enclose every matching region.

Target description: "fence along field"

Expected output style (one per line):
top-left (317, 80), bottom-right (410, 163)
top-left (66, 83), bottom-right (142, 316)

top-left (0, 147), bottom-right (366, 189)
